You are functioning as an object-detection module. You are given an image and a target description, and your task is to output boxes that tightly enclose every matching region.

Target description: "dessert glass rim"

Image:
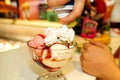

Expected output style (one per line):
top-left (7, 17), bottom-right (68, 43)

top-left (27, 40), bottom-right (77, 50)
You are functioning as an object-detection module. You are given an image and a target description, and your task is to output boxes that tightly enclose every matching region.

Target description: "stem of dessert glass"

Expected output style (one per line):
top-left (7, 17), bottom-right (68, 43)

top-left (37, 70), bottom-right (66, 80)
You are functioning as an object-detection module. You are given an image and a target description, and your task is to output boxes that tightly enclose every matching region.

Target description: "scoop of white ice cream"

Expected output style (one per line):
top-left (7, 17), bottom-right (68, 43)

top-left (50, 44), bottom-right (74, 60)
top-left (42, 44), bottom-right (74, 68)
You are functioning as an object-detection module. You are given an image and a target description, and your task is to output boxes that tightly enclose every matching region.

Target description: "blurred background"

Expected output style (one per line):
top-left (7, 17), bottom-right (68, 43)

top-left (0, 0), bottom-right (119, 57)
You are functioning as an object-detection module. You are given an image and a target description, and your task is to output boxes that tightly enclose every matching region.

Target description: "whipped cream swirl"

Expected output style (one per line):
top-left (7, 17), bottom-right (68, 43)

top-left (44, 25), bottom-right (75, 46)
top-left (57, 25), bottom-right (75, 43)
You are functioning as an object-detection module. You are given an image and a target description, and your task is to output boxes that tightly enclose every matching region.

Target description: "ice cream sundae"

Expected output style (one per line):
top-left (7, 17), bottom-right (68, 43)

top-left (28, 25), bottom-right (76, 72)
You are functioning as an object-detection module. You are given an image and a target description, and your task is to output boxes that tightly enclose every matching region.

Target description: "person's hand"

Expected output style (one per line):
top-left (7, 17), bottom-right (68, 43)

top-left (47, 0), bottom-right (85, 24)
top-left (80, 40), bottom-right (120, 80)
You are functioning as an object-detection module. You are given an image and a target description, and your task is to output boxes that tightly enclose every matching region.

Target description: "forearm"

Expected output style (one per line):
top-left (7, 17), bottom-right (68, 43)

top-left (47, 0), bottom-right (70, 7)
top-left (106, 66), bottom-right (120, 80)
top-left (66, 0), bottom-right (85, 21)
top-left (58, 0), bottom-right (85, 24)
top-left (98, 65), bottom-right (120, 80)
top-left (72, 0), bottom-right (85, 17)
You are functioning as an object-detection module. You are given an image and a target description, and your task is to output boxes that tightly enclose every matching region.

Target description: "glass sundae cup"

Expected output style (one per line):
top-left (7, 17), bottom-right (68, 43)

top-left (27, 25), bottom-right (76, 80)
top-left (27, 41), bottom-right (76, 80)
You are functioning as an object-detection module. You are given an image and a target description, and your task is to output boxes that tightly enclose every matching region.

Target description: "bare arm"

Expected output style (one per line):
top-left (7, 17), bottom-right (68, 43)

top-left (59, 0), bottom-right (85, 24)
top-left (47, 0), bottom-right (85, 24)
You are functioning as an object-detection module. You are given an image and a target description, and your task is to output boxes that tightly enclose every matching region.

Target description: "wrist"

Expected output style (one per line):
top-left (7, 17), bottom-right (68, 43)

top-left (99, 65), bottom-right (120, 80)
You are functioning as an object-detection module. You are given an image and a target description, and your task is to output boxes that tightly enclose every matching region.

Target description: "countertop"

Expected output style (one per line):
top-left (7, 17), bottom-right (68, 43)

top-left (0, 45), bottom-right (96, 80)
top-left (0, 18), bottom-right (62, 42)
top-left (0, 35), bottom-right (119, 80)
top-left (0, 18), bottom-right (62, 28)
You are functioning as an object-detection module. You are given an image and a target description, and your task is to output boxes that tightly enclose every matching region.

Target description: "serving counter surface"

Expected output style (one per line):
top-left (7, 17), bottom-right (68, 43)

top-left (0, 36), bottom-right (119, 80)
top-left (0, 45), bottom-right (96, 80)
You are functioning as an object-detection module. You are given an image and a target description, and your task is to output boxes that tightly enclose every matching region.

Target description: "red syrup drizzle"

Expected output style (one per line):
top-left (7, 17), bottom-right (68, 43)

top-left (37, 46), bottom-right (52, 62)
top-left (33, 46), bottom-right (53, 69)
top-left (45, 47), bottom-right (52, 59)
top-left (38, 34), bottom-right (46, 38)
top-left (37, 34), bottom-right (70, 60)
top-left (32, 34), bottom-right (71, 70)
top-left (37, 34), bottom-right (52, 59)
top-left (38, 42), bottom-right (70, 61)
top-left (34, 46), bottom-right (61, 71)
top-left (32, 43), bottom-right (72, 71)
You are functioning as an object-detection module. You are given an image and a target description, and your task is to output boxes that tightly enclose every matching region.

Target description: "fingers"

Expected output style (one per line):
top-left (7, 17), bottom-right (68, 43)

top-left (80, 44), bottom-right (89, 61)
top-left (89, 40), bottom-right (109, 50)
top-left (80, 47), bottom-right (87, 56)
top-left (80, 54), bottom-right (84, 68)
top-left (80, 49), bottom-right (87, 73)
top-left (80, 42), bottom-right (91, 59)
top-left (80, 54), bottom-right (83, 62)
top-left (83, 42), bottom-right (93, 50)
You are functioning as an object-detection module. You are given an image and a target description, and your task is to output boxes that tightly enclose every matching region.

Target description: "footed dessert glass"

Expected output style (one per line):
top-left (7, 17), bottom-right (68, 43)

top-left (27, 41), bottom-right (76, 80)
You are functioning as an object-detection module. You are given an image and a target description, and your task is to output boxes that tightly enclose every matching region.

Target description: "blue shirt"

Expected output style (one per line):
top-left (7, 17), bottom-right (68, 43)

top-left (66, 0), bottom-right (74, 5)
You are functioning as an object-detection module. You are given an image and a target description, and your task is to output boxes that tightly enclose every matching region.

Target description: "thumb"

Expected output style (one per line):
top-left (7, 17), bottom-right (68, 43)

top-left (89, 40), bottom-right (106, 48)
